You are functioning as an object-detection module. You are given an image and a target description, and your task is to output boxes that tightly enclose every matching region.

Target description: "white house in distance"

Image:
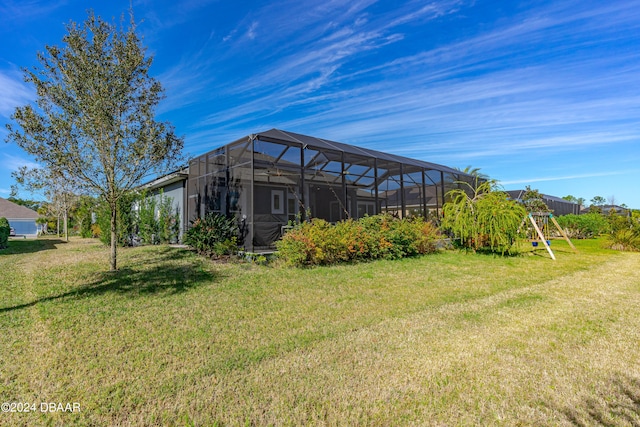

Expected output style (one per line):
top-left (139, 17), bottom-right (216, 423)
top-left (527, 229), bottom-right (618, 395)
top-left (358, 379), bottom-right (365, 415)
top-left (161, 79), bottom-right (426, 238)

top-left (0, 197), bottom-right (40, 237)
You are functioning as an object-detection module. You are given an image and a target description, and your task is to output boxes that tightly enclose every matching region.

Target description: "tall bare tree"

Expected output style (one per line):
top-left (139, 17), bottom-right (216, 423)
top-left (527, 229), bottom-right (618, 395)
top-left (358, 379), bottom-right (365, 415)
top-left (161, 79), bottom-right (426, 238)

top-left (6, 10), bottom-right (184, 270)
top-left (11, 165), bottom-right (77, 241)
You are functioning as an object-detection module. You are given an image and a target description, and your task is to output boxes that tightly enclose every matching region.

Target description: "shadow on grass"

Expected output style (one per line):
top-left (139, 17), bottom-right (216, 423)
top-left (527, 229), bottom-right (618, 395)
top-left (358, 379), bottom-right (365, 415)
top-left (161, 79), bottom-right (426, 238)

top-left (0, 248), bottom-right (219, 313)
top-left (526, 246), bottom-right (578, 260)
top-left (552, 373), bottom-right (640, 426)
top-left (0, 238), bottom-right (66, 256)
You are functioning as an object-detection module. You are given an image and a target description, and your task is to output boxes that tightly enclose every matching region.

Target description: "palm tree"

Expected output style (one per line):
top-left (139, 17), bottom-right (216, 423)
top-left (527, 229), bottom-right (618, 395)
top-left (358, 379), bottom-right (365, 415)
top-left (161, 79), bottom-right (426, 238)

top-left (456, 165), bottom-right (489, 180)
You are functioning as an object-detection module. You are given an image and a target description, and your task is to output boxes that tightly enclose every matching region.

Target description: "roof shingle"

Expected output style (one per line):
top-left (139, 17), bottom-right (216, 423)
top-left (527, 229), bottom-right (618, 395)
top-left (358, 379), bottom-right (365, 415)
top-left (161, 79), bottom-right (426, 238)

top-left (0, 198), bottom-right (40, 219)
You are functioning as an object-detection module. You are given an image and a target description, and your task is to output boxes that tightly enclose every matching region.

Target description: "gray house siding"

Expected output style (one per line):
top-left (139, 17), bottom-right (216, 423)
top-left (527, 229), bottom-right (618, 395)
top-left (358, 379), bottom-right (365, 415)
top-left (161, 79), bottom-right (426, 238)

top-left (141, 171), bottom-right (188, 241)
top-left (8, 219), bottom-right (38, 236)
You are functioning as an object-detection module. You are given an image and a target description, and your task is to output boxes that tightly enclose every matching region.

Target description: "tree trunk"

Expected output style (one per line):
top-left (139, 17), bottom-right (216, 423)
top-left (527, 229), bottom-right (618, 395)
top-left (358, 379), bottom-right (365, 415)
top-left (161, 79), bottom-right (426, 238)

top-left (110, 203), bottom-right (117, 271)
top-left (64, 209), bottom-right (69, 242)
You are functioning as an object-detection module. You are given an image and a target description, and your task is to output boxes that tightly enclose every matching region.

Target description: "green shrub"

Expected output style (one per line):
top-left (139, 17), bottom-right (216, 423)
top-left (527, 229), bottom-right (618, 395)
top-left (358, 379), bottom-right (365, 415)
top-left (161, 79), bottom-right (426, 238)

top-left (184, 213), bottom-right (239, 257)
top-left (76, 196), bottom-right (97, 238)
top-left (157, 196), bottom-right (181, 244)
top-left (274, 226), bottom-right (314, 266)
top-left (96, 192), bottom-right (139, 247)
top-left (441, 182), bottom-right (526, 254)
top-left (607, 229), bottom-right (640, 252)
top-left (137, 191), bottom-right (180, 244)
top-left (276, 214), bottom-right (440, 267)
top-left (137, 196), bottom-right (159, 244)
top-left (605, 209), bottom-right (637, 234)
top-left (476, 191), bottom-right (526, 253)
top-left (555, 213), bottom-right (609, 239)
top-left (0, 217), bottom-right (10, 249)
top-left (94, 191), bottom-right (180, 246)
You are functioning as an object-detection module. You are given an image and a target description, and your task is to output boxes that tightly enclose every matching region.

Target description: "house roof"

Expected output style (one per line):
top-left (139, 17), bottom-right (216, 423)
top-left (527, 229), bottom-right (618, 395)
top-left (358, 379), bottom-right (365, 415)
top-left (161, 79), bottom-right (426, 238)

top-left (0, 197), bottom-right (39, 220)
top-left (252, 129), bottom-right (464, 175)
top-left (506, 190), bottom-right (578, 204)
top-left (141, 168), bottom-right (189, 190)
top-left (581, 204), bottom-right (629, 214)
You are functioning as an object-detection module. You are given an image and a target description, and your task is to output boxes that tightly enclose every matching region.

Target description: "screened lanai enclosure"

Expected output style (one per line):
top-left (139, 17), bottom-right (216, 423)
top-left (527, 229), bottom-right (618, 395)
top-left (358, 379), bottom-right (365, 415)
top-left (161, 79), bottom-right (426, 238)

top-left (187, 129), bottom-right (476, 251)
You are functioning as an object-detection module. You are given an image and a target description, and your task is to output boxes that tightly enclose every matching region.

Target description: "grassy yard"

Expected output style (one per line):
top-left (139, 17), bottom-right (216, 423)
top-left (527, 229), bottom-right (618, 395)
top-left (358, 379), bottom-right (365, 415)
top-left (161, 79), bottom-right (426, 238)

top-left (1, 237), bottom-right (639, 426)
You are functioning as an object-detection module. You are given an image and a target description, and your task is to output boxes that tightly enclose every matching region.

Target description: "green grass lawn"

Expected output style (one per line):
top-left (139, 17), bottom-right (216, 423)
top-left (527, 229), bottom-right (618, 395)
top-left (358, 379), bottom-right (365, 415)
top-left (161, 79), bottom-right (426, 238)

top-left (1, 237), bottom-right (639, 425)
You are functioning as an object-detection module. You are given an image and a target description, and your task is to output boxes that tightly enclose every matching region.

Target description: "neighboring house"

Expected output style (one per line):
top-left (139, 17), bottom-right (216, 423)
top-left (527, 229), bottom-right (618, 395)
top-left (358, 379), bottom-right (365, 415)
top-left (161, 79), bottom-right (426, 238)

top-left (140, 168), bottom-right (189, 240)
top-left (0, 197), bottom-right (40, 237)
top-left (581, 204), bottom-right (630, 215)
top-left (149, 129), bottom-right (474, 251)
top-left (506, 190), bottom-right (581, 216)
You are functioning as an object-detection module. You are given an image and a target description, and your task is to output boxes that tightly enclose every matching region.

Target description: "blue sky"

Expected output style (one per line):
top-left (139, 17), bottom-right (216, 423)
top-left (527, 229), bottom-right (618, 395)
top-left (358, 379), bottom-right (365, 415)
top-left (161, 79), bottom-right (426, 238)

top-left (1, 0), bottom-right (639, 207)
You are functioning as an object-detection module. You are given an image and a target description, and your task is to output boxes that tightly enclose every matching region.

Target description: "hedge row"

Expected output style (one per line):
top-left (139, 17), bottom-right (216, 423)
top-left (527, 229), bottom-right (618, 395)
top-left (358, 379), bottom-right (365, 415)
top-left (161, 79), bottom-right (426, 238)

top-left (276, 214), bottom-right (440, 267)
top-left (554, 213), bottom-right (609, 239)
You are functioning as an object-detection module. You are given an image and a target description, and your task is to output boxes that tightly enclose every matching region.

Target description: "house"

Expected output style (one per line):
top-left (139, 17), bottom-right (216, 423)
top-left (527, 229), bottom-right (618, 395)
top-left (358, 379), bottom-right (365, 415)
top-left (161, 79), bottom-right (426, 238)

top-left (506, 190), bottom-right (582, 216)
top-left (581, 204), bottom-right (630, 215)
top-left (140, 168), bottom-right (189, 240)
top-left (150, 129), bottom-right (475, 251)
top-left (0, 197), bottom-right (40, 237)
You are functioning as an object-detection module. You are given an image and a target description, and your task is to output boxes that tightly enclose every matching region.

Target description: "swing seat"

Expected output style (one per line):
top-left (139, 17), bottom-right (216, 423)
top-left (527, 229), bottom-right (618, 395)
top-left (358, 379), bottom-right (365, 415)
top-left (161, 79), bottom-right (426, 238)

top-left (531, 240), bottom-right (551, 248)
top-left (531, 240), bottom-right (550, 248)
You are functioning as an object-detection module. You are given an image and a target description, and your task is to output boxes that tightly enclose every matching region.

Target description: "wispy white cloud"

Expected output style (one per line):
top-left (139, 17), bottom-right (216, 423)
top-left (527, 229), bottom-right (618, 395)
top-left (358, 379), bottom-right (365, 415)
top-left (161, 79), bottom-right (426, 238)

top-left (245, 21), bottom-right (258, 40)
top-left (2, 153), bottom-right (40, 171)
top-left (0, 69), bottom-right (33, 117)
top-left (243, 1), bottom-right (457, 80)
top-left (387, 0), bottom-right (463, 27)
top-left (185, 0), bottom-right (640, 165)
top-left (155, 36), bottom-right (222, 115)
top-left (155, 0), bottom-right (472, 132)
top-left (500, 170), bottom-right (635, 185)
top-left (0, 0), bottom-right (67, 23)
top-left (137, 0), bottom-right (219, 33)
top-left (147, 0), bottom-right (640, 207)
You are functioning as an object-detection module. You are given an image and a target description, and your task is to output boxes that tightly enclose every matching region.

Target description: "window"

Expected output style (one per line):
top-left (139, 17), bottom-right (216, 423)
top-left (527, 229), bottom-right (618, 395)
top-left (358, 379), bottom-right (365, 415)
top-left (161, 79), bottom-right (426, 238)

top-left (271, 190), bottom-right (284, 214)
top-left (357, 201), bottom-right (376, 217)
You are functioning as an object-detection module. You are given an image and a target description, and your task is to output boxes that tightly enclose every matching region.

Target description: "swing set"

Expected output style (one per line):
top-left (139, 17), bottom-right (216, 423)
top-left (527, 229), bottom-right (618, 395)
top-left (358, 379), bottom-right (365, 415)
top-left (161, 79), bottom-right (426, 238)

top-left (521, 212), bottom-right (577, 260)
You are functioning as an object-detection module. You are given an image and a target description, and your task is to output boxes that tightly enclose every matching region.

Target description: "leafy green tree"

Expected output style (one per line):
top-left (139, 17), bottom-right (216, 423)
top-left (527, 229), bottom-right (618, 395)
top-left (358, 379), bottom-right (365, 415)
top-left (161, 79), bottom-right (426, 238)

top-left (7, 197), bottom-right (43, 211)
top-left (6, 11), bottom-right (183, 270)
top-left (590, 196), bottom-right (606, 206)
top-left (562, 195), bottom-right (585, 208)
top-left (521, 186), bottom-right (550, 213)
